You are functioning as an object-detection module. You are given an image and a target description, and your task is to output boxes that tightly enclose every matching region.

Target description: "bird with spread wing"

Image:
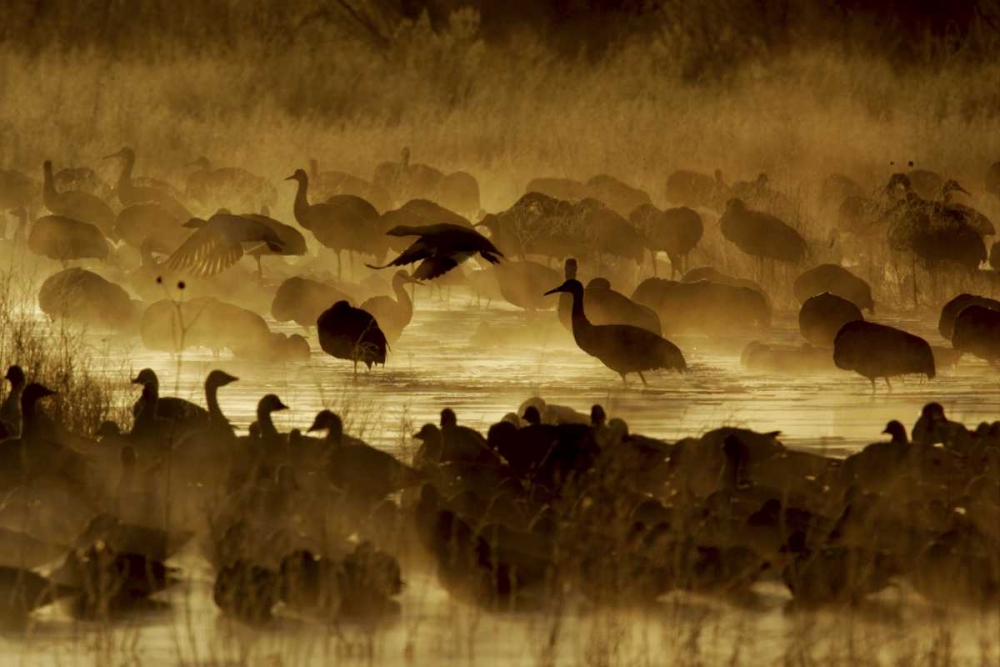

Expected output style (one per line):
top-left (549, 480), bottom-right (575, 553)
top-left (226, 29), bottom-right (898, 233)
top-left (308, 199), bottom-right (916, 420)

top-left (164, 213), bottom-right (285, 277)
top-left (367, 223), bottom-right (503, 280)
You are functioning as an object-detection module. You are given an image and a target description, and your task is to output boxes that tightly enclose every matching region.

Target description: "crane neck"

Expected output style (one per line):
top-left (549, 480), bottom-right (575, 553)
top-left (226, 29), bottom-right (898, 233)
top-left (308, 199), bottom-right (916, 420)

top-left (42, 163), bottom-right (58, 205)
top-left (292, 177), bottom-right (311, 227)
top-left (393, 277), bottom-right (413, 313)
top-left (116, 152), bottom-right (135, 193)
top-left (568, 288), bottom-right (593, 338)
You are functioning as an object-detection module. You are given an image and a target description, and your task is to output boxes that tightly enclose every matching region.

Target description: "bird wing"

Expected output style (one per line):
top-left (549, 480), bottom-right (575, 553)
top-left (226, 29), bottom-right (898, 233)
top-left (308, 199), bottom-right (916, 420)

top-left (164, 226), bottom-right (245, 277)
top-left (366, 239), bottom-right (431, 270)
top-left (414, 256), bottom-right (460, 280)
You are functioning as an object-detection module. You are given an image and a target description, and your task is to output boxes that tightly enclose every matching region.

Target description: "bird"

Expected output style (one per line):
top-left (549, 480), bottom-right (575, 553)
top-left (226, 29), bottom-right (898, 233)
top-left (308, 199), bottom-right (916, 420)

top-left (492, 259), bottom-right (562, 313)
top-left (720, 198), bottom-right (807, 264)
top-left (938, 294), bottom-right (1000, 340)
top-left (663, 168), bottom-right (727, 209)
top-left (113, 202), bottom-right (190, 253)
top-left (359, 270), bottom-right (420, 343)
top-left (306, 158), bottom-right (392, 212)
top-left (238, 208), bottom-right (307, 278)
top-left (798, 293), bottom-right (864, 348)
top-left (38, 268), bottom-right (136, 330)
top-left (934, 179), bottom-right (994, 238)
top-left (793, 264), bottom-right (874, 312)
top-left (833, 320), bottom-right (935, 390)
top-left (629, 203), bottom-right (703, 277)
top-left (184, 156), bottom-right (278, 212)
top-left (130, 368), bottom-right (209, 438)
top-left (308, 410), bottom-right (423, 505)
top-left (286, 169), bottom-right (384, 279)
top-left (103, 147), bottom-right (191, 220)
top-left (316, 301), bottom-right (388, 373)
top-left (41, 161), bottom-right (115, 236)
top-left (545, 279), bottom-right (686, 386)
top-left (0, 365), bottom-right (26, 438)
top-left (28, 215), bottom-right (108, 264)
top-left (631, 277), bottom-right (771, 335)
top-left (163, 212), bottom-right (285, 277)
top-left (270, 276), bottom-right (354, 330)
top-left (952, 305), bottom-right (1000, 365)
top-left (585, 174), bottom-right (652, 217)
top-left (368, 223), bottom-right (503, 280)
top-left (886, 191), bottom-right (986, 274)
top-left (557, 259), bottom-right (662, 334)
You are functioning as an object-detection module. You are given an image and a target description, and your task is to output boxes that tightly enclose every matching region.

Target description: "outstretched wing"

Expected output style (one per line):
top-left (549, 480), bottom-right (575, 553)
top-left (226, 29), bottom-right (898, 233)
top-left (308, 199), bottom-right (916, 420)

top-left (164, 226), bottom-right (245, 277)
top-left (413, 256), bottom-right (459, 280)
top-left (367, 239), bottom-right (431, 270)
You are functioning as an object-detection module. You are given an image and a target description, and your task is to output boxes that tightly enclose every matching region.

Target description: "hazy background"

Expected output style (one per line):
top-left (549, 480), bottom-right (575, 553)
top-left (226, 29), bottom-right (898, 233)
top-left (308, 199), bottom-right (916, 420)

top-left (3, 0), bottom-right (1000, 212)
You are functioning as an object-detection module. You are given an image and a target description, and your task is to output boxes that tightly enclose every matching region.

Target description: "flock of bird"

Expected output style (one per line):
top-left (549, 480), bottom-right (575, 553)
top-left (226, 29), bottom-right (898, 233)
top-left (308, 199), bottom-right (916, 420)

top-left (2, 148), bottom-right (1000, 387)
top-left (0, 362), bottom-right (998, 625)
top-left (1, 147), bottom-right (1000, 625)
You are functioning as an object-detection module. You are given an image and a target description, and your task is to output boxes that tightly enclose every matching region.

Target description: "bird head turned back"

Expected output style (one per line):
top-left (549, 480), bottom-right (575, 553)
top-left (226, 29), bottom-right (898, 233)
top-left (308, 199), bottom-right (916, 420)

top-left (586, 277), bottom-right (611, 290)
top-left (5, 365), bottom-right (25, 385)
top-left (544, 279), bottom-right (584, 298)
top-left (308, 410), bottom-right (343, 442)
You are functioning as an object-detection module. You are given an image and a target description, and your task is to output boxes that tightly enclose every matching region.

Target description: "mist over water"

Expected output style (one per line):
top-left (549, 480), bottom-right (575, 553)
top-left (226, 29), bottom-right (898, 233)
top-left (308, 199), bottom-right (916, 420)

top-left (3, 2), bottom-right (1000, 665)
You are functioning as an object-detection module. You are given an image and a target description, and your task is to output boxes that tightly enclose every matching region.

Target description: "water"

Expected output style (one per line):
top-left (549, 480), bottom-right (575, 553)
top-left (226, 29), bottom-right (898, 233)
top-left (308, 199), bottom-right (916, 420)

top-left (8, 283), bottom-right (1000, 666)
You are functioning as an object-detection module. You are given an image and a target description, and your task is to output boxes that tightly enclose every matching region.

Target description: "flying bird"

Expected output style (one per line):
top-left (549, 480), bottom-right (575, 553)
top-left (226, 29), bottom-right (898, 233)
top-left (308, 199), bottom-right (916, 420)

top-left (367, 223), bottom-right (503, 280)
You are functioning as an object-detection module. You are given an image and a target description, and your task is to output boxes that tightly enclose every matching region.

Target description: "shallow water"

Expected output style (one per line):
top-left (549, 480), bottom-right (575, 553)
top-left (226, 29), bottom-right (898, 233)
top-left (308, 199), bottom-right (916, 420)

top-left (9, 284), bottom-right (1000, 666)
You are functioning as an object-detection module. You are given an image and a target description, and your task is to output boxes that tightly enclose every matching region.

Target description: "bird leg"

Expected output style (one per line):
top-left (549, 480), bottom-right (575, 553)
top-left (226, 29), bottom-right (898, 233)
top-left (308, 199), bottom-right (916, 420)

top-left (620, 373), bottom-right (629, 388)
top-left (638, 371), bottom-right (649, 387)
top-left (255, 256), bottom-right (263, 282)
top-left (869, 378), bottom-right (876, 394)
top-left (651, 249), bottom-right (658, 277)
top-left (337, 250), bottom-right (343, 281)
top-left (885, 377), bottom-right (893, 392)
top-left (911, 252), bottom-right (918, 310)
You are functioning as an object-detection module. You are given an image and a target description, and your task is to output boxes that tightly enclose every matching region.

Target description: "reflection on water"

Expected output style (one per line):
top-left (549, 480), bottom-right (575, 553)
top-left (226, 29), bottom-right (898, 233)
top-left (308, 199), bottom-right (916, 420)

top-left (9, 289), bottom-right (1000, 665)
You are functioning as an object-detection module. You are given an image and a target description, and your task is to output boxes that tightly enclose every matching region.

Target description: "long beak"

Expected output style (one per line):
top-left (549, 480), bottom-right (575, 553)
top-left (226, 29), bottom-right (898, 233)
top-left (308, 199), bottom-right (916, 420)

top-left (956, 184), bottom-right (972, 196)
top-left (131, 376), bottom-right (142, 385)
top-left (284, 175), bottom-right (297, 181)
top-left (102, 151), bottom-right (122, 160)
top-left (543, 287), bottom-right (563, 296)
top-left (276, 402), bottom-right (289, 411)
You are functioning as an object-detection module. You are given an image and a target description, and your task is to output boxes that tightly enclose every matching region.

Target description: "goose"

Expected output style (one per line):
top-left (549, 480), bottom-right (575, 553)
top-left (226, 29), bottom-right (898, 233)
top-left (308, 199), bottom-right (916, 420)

top-left (0, 365), bottom-right (25, 438)
top-left (545, 279), bottom-right (686, 386)
top-left (130, 368), bottom-right (210, 440)
top-left (316, 301), bottom-right (389, 373)
top-left (368, 223), bottom-right (503, 280)
top-left (163, 213), bottom-right (285, 277)
top-left (308, 410), bottom-right (423, 506)
top-left (359, 270), bottom-right (421, 343)
top-left (103, 147), bottom-right (191, 220)
top-left (41, 160), bottom-right (115, 236)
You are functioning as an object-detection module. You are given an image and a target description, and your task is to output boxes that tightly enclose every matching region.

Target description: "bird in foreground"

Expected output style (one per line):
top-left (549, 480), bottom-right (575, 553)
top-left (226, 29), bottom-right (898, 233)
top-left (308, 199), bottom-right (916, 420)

top-left (164, 213), bottom-right (285, 277)
top-left (316, 301), bottom-right (388, 374)
top-left (544, 279), bottom-right (686, 386)
top-left (367, 223), bottom-right (503, 280)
